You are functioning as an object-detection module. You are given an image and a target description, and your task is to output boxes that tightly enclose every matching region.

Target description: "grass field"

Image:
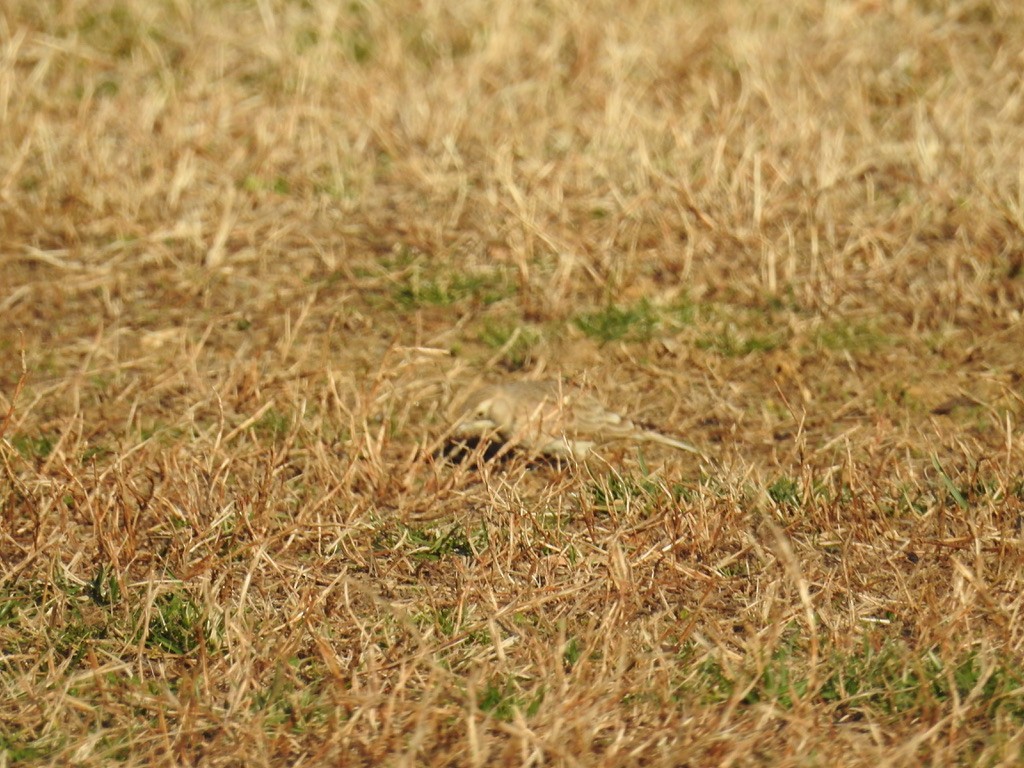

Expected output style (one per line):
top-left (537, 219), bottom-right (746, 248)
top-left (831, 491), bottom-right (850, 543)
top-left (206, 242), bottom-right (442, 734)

top-left (3, 0), bottom-right (1024, 764)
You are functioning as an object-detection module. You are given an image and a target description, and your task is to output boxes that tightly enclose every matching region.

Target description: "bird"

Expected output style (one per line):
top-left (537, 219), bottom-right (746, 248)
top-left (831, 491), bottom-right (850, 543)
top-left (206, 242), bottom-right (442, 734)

top-left (449, 379), bottom-right (702, 459)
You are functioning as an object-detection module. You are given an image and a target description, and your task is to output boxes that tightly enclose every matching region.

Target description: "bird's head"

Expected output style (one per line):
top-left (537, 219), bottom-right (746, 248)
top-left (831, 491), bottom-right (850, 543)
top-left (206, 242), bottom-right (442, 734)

top-left (452, 387), bottom-right (514, 437)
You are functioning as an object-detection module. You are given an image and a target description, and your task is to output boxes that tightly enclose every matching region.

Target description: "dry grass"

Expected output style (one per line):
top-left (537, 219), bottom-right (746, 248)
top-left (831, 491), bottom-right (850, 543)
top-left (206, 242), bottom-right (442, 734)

top-left (3, 0), bottom-right (1024, 764)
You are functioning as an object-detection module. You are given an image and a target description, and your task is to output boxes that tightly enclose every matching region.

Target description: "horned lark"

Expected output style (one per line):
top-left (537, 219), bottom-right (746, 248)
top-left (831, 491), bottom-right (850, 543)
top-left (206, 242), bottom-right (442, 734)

top-left (450, 379), bottom-right (701, 459)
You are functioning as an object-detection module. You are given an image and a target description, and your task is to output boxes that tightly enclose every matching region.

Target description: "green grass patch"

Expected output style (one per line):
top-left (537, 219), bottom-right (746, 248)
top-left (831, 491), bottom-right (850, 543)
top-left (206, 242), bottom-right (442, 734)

top-left (143, 591), bottom-right (208, 655)
top-left (767, 476), bottom-right (801, 508)
top-left (394, 266), bottom-right (513, 309)
top-left (812, 320), bottom-right (894, 354)
top-left (590, 472), bottom-right (661, 514)
top-left (387, 523), bottom-right (484, 561)
top-left (696, 328), bottom-right (784, 357)
top-left (242, 175), bottom-right (291, 195)
top-left (574, 300), bottom-right (659, 343)
top-left (478, 677), bottom-right (543, 721)
top-left (254, 409), bottom-right (291, 441)
top-left (10, 434), bottom-right (55, 460)
top-left (478, 319), bottom-right (540, 369)
top-left (676, 638), bottom-right (1024, 721)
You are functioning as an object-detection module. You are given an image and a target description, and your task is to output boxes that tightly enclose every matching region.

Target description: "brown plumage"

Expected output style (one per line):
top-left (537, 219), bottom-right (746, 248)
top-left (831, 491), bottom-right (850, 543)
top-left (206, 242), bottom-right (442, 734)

top-left (451, 380), bottom-right (701, 459)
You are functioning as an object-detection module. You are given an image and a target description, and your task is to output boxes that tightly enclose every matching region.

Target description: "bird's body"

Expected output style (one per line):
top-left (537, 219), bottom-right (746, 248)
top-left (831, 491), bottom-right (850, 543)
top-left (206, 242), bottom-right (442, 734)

top-left (451, 380), bottom-right (701, 459)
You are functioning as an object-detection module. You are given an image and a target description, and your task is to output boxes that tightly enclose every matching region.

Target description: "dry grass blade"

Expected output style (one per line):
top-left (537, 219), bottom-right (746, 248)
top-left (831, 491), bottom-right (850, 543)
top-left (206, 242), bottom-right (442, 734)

top-left (2, 0), bottom-right (1024, 765)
